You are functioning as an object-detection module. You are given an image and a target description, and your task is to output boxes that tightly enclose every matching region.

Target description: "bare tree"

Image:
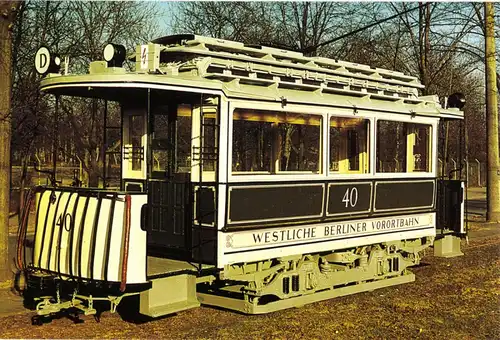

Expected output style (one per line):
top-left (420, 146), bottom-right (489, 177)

top-left (0, 0), bottom-right (22, 282)
top-left (484, 3), bottom-right (500, 222)
top-left (172, 2), bottom-right (275, 44)
top-left (11, 1), bottom-right (162, 187)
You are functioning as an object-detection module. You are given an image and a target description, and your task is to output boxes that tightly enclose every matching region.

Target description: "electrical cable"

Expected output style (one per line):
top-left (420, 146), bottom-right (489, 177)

top-left (302, 3), bottom-right (426, 54)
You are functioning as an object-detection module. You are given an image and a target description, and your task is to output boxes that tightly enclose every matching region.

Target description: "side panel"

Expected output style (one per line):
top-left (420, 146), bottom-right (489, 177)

top-left (220, 212), bottom-right (435, 266)
top-left (374, 180), bottom-right (435, 212)
top-left (224, 179), bottom-right (435, 229)
top-left (228, 184), bottom-right (324, 224)
top-left (32, 188), bottom-right (147, 284)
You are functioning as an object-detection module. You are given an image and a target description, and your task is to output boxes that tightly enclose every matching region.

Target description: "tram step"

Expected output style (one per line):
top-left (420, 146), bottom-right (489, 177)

top-left (140, 274), bottom-right (200, 317)
top-left (143, 300), bottom-right (200, 318)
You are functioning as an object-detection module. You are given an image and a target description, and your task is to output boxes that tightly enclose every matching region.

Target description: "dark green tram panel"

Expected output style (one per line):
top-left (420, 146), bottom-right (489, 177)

top-left (326, 182), bottom-right (372, 216)
top-left (228, 184), bottom-right (324, 224)
top-left (374, 180), bottom-right (435, 212)
top-left (148, 179), bottom-right (191, 250)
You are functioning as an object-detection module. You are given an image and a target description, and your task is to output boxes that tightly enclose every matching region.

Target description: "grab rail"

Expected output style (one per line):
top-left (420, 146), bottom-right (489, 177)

top-left (120, 194), bottom-right (132, 292)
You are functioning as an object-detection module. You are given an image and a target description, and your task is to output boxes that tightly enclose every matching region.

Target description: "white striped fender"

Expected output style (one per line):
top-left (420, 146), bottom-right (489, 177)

top-left (33, 188), bottom-right (147, 284)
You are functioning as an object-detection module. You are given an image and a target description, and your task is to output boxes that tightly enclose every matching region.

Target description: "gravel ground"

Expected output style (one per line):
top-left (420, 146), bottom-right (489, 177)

top-left (0, 233), bottom-right (498, 339)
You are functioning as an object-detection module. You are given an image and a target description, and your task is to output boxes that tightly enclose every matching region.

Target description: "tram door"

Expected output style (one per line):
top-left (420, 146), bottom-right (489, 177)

top-left (148, 104), bottom-right (192, 252)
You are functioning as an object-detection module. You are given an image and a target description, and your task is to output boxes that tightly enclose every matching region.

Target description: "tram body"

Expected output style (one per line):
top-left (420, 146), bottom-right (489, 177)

top-left (20, 35), bottom-right (466, 319)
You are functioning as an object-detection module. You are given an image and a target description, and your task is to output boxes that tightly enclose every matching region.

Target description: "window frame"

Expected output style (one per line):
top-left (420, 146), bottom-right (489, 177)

top-left (328, 115), bottom-right (371, 175)
top-left (227, 101), bottom-right (328, 182)
top-left (230, 109), bottom-right (323, 175)
top-left (227, 101), bottom-right (438, 183)
top-left (122, 107), bottom-right (147, 180)
top-left (374, 116), bottom-right (437, 178)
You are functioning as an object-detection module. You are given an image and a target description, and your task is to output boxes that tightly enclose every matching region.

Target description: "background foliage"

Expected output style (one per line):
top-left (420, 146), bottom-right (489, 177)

top-left (10, 1), bottom-right (500, 186)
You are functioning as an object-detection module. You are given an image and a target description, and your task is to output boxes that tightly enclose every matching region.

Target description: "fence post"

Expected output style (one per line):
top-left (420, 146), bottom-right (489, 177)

top-left (35, 154), bottom-right (41, 185)
top-left (394, 158), bottom-right (399, 172)
top-left (451, 158), bottom-right (456, 179)
top-left (475, 159), bottom-right (481, 186)
top-left (76, 154), bottom-right (83, 186)
top-left (465, 158), bottom-right (469, 184)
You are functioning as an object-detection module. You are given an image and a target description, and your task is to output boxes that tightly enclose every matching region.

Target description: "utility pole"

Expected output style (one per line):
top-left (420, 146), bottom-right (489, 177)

top-left (485, 3), bottom-right (500, 223)
top-left (0, 1), bottom-right (21, 282)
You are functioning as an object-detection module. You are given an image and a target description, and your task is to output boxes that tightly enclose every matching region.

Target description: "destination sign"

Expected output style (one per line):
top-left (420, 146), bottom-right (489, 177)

top-left (224, 213), bottom-right (434, 250)
top-left (34, 46), bottom-right (60, 75)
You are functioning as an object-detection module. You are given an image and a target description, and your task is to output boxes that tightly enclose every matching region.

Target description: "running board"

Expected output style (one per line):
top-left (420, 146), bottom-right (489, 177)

top-left (197, 273), bottom-right (415, 314)
top-left (140, 274), bottom-right (200, 317)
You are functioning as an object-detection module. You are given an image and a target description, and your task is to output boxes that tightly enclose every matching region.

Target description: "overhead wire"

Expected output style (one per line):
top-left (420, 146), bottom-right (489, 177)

top-left (302, 3), bottom-right (426, 54)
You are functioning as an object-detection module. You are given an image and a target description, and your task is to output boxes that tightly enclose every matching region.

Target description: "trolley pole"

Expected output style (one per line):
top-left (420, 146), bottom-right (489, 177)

top-left (485, 3), bottom-right (500, 223)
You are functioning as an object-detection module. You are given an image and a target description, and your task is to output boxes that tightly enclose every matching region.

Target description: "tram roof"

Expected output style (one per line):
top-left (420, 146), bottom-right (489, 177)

top-left (39, 34), bottom-right (464, 119)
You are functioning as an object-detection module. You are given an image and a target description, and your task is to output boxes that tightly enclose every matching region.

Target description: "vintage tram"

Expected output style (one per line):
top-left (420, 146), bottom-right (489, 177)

top-left (18, 34), bottom-right (466, 321)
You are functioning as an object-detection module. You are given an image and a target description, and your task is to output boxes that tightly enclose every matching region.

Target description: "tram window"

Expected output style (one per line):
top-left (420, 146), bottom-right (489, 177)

top-left (151, 113), bottom-right (169, 172)
top-left (409, 123), bottom-right (431, 172)
top-left (176, 113), bottom-right (192, 173)
top-left (202, 115), bottom-right (217, 172)
top-left (150, 104), bottom-right (192, 174)
top-left (232, 120), bottom-right (273, 172)
top-left (329, 117), bottom-right (369, 173)
top-left (232, 109), bottom-right (321, 173)
top-left (129, 115), bottom-right (144, 171)
top-left (376, 121), bottom-right (431, 172)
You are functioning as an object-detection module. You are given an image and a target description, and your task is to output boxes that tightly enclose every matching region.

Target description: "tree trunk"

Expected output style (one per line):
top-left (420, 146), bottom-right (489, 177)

top-left (0, 1), bottom-right (21, 282)
top-left (485, 3), bottom-right (500, 222)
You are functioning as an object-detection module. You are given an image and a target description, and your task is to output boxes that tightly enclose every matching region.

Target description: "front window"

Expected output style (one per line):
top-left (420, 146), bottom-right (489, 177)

top-left (151, 104), bottom-right (192, 175)
top-left (129, 114), bottom-right (144, 171)
top-left (151, 109), bottom-right (169, 172)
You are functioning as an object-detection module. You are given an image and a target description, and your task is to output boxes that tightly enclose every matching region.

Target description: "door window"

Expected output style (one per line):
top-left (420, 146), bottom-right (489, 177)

top-left (129, 115), bottom-right (144, 171)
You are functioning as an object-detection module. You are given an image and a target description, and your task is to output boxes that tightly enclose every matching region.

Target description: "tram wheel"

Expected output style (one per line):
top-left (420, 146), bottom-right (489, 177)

top-left (31, 315), bottom-right (43, 326)
top-left (71, 312), bottom-right (84, 324)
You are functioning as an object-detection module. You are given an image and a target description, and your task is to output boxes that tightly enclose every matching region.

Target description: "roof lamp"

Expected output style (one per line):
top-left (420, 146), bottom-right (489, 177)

top-left (447, 93), bottom-right (466, 110)
top-left (103, 43), bottom-right (126, 67)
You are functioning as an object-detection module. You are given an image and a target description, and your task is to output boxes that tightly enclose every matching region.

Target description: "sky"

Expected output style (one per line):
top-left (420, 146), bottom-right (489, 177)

top-left (157, 2), bottom-right (177, 35)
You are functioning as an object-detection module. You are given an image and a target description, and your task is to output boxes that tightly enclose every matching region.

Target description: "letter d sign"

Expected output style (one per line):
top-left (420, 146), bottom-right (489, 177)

top-left (35, 46), bottom-right (51, 75)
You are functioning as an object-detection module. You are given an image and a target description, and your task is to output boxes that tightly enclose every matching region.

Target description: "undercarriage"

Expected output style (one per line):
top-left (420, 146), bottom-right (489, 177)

top-left (22, 237), bottom-right (433, 322)
top-left (198, 237), bottom-right (433, 314)
top-left (23, 272), bottom-right (148, 325)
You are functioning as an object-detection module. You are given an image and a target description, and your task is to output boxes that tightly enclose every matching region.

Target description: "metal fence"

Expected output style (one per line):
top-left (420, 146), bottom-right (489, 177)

top-left (438, 158), bottom-right (487, 187)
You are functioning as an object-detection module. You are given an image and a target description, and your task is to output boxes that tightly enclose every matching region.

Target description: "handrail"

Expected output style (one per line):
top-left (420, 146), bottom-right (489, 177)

top-left (33, 161), bottom-right (61, 187)
top-left (16, 187), bottom-right (36, 270)
top-left (120, 194), bottom-right (132, 292)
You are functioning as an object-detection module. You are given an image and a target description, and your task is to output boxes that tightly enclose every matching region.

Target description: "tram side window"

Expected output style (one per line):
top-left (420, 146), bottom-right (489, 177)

top-left (232, 119), bottom-right (273, 172)
top-left (376, 120), bottom-right (431, 172)
top-left (232, 109), bottom-right (322, 173)
top-left (329, 117), bottom-right (369, 173)
top-left (409, 123), bottom-right (431, 172)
